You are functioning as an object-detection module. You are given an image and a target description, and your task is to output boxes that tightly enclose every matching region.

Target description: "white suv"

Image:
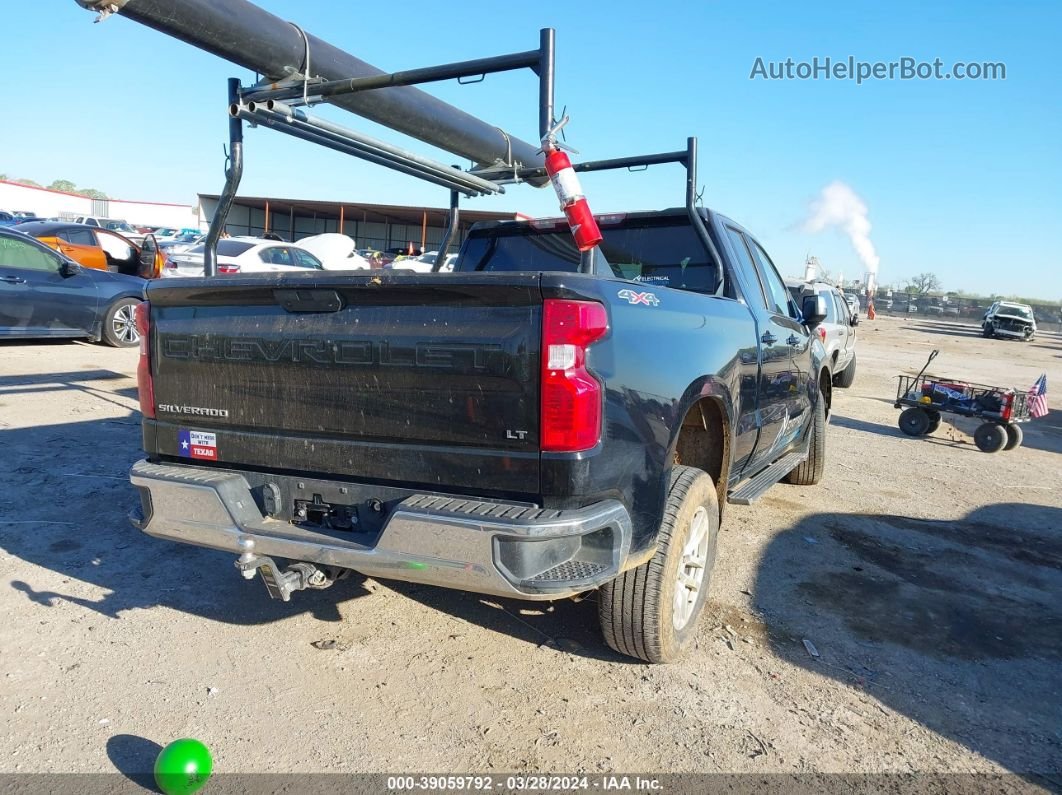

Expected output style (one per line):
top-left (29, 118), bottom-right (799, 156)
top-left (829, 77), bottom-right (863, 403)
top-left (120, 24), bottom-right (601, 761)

top-left (982, 301), bottom-right (1036, 340)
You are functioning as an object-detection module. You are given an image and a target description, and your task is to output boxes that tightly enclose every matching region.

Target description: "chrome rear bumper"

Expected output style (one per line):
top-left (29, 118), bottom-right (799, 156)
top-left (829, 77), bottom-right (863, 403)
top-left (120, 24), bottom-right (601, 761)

top-left (130, 460), bottom-right (631, 599)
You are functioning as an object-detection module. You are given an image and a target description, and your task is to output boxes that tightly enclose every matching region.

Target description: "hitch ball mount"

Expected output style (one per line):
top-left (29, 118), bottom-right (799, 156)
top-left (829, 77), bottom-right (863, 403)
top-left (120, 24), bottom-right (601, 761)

top-left (234, 536), bottom-right (338, 601)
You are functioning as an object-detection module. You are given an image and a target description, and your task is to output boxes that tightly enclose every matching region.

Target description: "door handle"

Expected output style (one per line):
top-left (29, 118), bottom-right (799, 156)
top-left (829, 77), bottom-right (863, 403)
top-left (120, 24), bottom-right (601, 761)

top-left (761, 331), bottom-right (777, 345)
top-left (0, 275), bottom-right (27, 284)
top-left (787, 334), bottom-right (800, 346)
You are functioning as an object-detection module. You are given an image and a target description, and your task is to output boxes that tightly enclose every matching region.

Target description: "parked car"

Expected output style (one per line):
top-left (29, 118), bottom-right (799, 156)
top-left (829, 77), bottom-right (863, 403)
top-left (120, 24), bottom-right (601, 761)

top-left (12, 211), bottom-right (39, 223)
top-left (129, 206), bottom-right (831, 663)
top-left (73, 216), bottom-right (146, 245)
top-left (982, 301), bottom-right (1036, 340)
top-left (296, 233), bottom-right (372, 270)
top-left (944, 306), bottom-right (960, 316)
top-left (162, 237), bottom-right (325, 277)
top-left (0, 211), bottom-right (18, 228)
top-left (153, 227), bottom-right (201, 244)
top-left (0, 227), bottom-right (144, 347)
top-left (842, 292), bottom-right (860, 319)
top-left (925, 305), bottom-right (944, 316)
top-left (158, 232), bottom-right (205, 254)
top-left (402, 250), bottom-right (459, 272)
top-left (18, 221), bottom-right (165, 278)
top-left (786, 280), bottom-right (858, 388)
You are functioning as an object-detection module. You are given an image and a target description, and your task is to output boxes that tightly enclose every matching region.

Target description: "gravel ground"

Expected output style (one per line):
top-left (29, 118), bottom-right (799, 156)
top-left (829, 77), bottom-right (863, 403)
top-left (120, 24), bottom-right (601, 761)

top-left (1, 315), bottom-right (1059, 789)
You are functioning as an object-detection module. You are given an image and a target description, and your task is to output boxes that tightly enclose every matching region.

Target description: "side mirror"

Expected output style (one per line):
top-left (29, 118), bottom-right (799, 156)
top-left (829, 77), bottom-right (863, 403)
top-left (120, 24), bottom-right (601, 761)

top-left (802, 294), bottom-right (827, 325)
top-left (60, 260), bottom-right (82, 277)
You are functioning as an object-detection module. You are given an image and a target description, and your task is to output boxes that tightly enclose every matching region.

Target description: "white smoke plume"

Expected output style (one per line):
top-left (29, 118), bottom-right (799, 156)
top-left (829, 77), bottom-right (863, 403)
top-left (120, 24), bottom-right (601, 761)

top-left (803, 181), bottom-right (880, 280)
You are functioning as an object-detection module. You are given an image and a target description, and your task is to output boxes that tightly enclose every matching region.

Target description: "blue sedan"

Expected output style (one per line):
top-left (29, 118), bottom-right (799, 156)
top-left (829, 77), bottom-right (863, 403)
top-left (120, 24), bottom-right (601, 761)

top-left (0, 228), bottom-right (145, 347)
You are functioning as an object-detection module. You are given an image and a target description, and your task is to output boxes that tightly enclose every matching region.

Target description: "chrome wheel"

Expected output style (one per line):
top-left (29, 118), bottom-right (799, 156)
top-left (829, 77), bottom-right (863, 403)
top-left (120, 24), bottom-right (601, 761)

top-left (112, 303), bottom-right (139, 345)
top-left (673, 506), bottom-right (710, 630)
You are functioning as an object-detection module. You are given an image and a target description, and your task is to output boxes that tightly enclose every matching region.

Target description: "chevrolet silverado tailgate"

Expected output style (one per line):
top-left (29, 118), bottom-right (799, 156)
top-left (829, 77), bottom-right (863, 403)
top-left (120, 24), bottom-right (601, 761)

top-left (143, 272), bottom-right (542, 495)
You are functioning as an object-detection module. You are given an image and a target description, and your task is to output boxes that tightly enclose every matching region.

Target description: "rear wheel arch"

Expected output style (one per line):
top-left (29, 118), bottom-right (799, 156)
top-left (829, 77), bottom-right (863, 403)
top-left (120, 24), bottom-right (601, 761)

top-left (819, 368), bottom-right (833, 419)
top-left (672, 395), bottom-right (731, 522)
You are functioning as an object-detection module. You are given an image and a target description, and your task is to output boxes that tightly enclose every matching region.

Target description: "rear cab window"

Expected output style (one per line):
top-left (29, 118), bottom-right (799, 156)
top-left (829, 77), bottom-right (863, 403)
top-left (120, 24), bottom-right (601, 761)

top-left (461, 215), bottom-right (725, 296)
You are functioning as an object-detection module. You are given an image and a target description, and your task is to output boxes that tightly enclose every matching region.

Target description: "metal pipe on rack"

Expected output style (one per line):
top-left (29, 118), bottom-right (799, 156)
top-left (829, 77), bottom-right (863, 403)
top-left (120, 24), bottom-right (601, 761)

top-left (250, 100), bottom-right (503, 195)
top-left (73, 0), bottom-right (547, 181)
top-left (537, 28), bottom-right (555, 141)
top-left (432, 190), bottom-right (461, 273)
top-left (682, 137), bottom-right (726, 283)
top-left (232, 103), bottom-right (501, 196)
top-left (204, 78), bottom-right (244, 278)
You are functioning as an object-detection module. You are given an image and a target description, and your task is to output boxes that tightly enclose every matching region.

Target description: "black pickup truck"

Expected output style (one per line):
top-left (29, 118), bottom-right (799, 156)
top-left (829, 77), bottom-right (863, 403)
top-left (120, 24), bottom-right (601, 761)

top-left (129, 207), bottom-right (829, 662)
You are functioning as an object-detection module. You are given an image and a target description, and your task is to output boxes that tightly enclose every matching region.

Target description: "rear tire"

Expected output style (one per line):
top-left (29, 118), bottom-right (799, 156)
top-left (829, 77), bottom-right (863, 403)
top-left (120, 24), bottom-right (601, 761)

top-left (899, 407), bottom-right (931, 436)
top-left (974, 423), bottom-right (1007, 453)
top-left (926, 411), bottom-right (942, 435)
top-left (1004, 423), bottom-right (1023, 451)
top-left (102, 297), bottom-right (141, 348)
top-left (833, 353), bottom-right (857, 388)
top-left (783, 393), bottom-right (826, 485)
top-left (598, 466), bottom-right (719, 663)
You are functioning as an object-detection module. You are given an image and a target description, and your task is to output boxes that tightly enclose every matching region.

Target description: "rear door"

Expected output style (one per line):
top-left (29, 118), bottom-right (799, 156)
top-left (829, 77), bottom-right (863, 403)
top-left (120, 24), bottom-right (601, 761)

top-left (0, 235), bottom-right (97, 336)
top-left (145, 274), bottom-right (543, 494)
top-left (56, 228), bottom-right (107, 270)
top-left (830, 291), bottom-right (855, 368)
top-left (739, 231), bottom-right (812, 467)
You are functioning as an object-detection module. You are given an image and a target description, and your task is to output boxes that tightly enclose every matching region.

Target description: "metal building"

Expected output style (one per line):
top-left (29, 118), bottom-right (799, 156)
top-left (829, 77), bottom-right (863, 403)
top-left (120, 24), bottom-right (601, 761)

top-left (197, 194), bottom-right (522, 253)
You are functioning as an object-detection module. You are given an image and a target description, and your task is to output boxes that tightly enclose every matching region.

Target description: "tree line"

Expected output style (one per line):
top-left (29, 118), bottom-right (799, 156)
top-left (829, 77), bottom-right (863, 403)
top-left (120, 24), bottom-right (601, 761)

top-left (0, 173), bottom-right (108, 200)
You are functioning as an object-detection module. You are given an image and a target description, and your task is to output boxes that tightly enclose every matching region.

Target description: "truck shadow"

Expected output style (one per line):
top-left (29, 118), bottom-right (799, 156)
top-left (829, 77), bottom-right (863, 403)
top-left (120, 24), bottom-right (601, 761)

top-left (0, 415), bottom-right (374, 625)
top-left (0, 367), bottom-right (140, 404)
top-left (753, 504), bottom-right (1062, 780)
top-left (381, 580), bottom-right (630, 663)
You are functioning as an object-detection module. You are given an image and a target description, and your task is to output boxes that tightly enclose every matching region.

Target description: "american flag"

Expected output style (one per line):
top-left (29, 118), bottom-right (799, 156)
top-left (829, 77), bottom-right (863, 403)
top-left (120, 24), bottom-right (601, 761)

top-left (1027, 374), bottom-right (1049, 419)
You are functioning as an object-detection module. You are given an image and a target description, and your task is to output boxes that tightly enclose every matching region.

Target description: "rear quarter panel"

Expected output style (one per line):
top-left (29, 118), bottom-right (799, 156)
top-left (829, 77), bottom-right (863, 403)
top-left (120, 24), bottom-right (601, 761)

top-left (540, 273), bottom-right (757, 553)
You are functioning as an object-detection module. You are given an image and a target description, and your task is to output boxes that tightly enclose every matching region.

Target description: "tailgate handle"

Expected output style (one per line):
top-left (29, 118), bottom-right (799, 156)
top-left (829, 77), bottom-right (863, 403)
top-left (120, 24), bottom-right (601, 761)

top-left (274, 289), bottom-right (343, 313)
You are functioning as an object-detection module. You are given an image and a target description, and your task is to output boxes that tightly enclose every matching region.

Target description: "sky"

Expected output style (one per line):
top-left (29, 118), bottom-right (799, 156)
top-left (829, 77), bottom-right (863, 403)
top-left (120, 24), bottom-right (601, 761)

top-left (3, 0), bottom-right (1060, 298)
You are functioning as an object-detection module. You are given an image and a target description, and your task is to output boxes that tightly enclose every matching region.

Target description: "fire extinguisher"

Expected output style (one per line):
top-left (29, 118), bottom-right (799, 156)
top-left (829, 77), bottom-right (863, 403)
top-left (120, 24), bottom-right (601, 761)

top-left (542, 130), bottom-right (603, 252)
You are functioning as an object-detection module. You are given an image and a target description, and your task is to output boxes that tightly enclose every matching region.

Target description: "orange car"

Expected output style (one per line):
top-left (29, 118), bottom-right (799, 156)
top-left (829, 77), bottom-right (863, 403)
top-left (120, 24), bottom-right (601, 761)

top-left (17, 221), bottom-right (165, 278)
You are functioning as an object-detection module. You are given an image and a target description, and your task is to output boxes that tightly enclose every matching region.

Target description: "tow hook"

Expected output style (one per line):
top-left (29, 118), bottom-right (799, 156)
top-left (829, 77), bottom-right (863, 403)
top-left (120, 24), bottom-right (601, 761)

top-left (234, 536), bottom-right (334, 602)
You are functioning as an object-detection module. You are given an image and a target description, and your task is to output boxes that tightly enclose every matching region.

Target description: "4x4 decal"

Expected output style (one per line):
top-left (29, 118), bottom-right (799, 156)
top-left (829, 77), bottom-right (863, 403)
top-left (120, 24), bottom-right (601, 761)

top-left (618, 289), bottom-right (660, 306)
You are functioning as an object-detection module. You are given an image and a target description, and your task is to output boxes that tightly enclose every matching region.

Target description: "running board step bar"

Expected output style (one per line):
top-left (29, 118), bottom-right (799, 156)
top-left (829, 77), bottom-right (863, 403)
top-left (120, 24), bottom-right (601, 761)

top-left (727, 449), bottom-right (808, 505)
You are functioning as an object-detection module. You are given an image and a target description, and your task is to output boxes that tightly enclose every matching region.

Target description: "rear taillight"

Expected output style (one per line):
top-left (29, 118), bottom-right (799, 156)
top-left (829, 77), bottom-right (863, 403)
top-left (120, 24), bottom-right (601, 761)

top-left (218, 264), bottom-right (240, 274)
top-left (135, 301), bottom-right (155, 419)
top-left (541, 299), bottom-right (609, 452)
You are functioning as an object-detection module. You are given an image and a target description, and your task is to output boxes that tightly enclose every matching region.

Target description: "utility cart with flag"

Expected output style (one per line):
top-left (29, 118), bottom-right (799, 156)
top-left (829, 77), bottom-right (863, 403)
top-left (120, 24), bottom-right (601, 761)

top-left (894, 350), bottom-right (1046, 453)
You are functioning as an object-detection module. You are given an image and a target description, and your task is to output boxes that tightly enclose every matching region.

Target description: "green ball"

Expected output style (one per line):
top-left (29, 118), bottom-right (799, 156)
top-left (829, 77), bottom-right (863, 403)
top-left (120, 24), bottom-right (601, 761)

top-left (154, 738), bottom-right (213, 795)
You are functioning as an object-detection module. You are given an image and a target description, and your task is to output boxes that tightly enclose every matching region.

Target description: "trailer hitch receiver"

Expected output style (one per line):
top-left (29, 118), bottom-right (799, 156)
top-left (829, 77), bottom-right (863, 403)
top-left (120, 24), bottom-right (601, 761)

top-left (234, 536), bottom-right (334, 601)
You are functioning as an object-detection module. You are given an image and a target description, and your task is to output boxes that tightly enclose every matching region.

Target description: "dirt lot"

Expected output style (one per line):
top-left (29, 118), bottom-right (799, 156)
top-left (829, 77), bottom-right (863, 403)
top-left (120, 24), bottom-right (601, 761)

top-left (1, 315), bottom-right (1059, 787)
